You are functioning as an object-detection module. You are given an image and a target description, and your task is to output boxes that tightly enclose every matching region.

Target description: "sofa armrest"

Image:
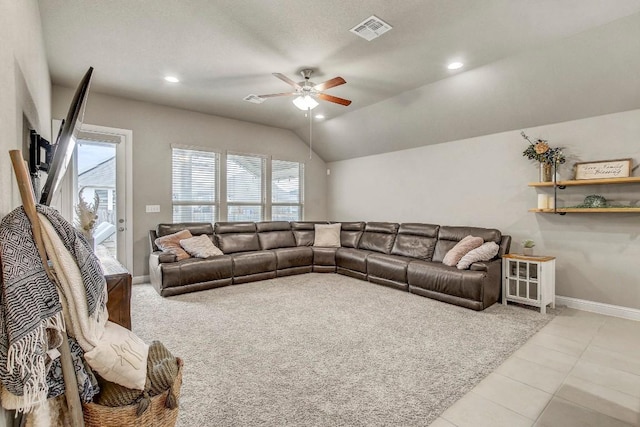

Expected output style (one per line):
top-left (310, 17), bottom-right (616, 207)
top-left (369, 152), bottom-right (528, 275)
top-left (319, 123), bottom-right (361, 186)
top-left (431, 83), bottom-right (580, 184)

top-left (474, 258), bottom-right (503, 308)
top-left (469, 262), bottom-right (489, 271)
top-left (150, 250), bottom-right (177, 264)
top-left (470, 257), bottom-right (501, 271)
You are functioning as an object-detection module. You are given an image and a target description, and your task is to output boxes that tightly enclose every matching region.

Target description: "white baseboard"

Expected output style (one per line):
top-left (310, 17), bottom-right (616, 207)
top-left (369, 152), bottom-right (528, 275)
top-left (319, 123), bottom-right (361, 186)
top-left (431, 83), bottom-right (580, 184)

top-left (555, 296), bottom-right (640, 321)
top-left (132, 275), bottom-right (150, 285)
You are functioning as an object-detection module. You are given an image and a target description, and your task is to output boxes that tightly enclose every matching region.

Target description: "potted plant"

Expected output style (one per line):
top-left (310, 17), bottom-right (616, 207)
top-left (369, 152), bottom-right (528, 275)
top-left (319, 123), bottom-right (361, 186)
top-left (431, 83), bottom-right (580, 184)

top-left (522, 239), bottom-right (535, 256)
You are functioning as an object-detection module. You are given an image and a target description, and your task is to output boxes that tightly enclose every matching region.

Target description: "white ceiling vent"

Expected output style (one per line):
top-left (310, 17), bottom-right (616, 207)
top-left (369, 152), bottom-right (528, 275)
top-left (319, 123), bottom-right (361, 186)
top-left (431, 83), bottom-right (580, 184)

top-left (350, 15), bottom-right (392, 41)
top-left (243, 94), bottom-right (265, 104)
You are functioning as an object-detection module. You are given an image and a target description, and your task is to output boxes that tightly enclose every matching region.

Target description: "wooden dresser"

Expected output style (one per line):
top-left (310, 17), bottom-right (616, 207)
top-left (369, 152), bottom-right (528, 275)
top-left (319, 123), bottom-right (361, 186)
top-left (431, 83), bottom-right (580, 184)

top-left (100, 255), bottom-right (132, 330)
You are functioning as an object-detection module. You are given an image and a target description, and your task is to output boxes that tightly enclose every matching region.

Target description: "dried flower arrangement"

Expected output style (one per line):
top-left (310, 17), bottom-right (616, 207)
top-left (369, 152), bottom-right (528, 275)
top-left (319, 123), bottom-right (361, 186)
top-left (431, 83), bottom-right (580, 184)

top-left (520, 131), bottom-right (566, 165)
top-left (74, 188), bottom-right (99, 239)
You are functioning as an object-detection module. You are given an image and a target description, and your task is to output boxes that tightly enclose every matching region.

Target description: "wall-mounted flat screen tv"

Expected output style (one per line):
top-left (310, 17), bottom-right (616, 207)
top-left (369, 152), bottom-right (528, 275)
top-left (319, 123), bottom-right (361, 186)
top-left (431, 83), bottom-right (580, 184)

top-left (39, 66), bottom-right (93, 206)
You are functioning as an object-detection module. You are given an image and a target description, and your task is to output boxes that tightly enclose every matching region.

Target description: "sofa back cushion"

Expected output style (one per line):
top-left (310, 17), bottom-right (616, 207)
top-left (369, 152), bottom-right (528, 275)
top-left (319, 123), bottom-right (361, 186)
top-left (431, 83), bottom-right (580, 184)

top-left (339, 222), bottom-right (365, 248)
top-left (432, 226), bottom-right (502, 263)
top-left (157, 223), bottom-right (213, 238)
top-left (214, 222), bottom-right (260, 254)
top-left (291, 221), bottom-right (331, 246)
top-left (358, 222), bottom-right (399, 254)
top-left (256, 221), bottom-right (296, 250)
top-left (391, 223), bottom-right (439, 260)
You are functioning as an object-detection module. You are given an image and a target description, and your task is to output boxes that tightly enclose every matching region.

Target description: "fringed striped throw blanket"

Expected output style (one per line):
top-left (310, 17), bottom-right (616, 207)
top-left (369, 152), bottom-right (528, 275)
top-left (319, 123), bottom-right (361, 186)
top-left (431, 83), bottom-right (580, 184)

top-left (0, 205), bottom-right (106, 412)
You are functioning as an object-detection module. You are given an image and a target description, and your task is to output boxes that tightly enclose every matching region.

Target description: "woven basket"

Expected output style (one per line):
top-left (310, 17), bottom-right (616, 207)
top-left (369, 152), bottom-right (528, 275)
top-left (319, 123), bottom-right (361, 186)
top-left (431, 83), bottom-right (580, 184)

top-left (83, 358), bottom-right (183, 427)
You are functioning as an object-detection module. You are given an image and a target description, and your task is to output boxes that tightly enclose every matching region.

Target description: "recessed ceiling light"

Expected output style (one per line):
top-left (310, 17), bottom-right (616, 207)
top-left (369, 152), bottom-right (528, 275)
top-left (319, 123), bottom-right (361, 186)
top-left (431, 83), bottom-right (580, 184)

top-left (164, 76), bottom-right (180, 83)
top-left (315, 114), bottom-right (325, 119)
top-left (447, 62), bottom-right (464, 70)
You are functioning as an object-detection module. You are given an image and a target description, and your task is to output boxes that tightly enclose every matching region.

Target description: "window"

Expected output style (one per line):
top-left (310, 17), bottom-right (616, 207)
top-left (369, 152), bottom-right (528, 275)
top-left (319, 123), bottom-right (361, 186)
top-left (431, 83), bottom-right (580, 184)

top-left (227, 153), bottom-right (265, 221)
top-left (272, 160), bottom-right (303, 221)
top-left (172, 147), bottom-right (218, 222)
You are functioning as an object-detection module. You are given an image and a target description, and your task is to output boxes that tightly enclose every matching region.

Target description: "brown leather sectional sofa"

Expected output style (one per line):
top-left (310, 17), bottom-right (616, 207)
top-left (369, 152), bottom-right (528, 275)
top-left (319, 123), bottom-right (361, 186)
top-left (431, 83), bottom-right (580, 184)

top-left (149, 221), bottom-right (511, 311)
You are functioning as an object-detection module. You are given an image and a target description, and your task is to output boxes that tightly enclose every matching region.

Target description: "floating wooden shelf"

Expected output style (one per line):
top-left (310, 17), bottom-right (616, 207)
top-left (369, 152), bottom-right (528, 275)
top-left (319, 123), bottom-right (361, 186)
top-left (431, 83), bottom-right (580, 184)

top-left (528, 176), bottom-right (640, 187)
top-left (529, 208), bottom-right (640, 213)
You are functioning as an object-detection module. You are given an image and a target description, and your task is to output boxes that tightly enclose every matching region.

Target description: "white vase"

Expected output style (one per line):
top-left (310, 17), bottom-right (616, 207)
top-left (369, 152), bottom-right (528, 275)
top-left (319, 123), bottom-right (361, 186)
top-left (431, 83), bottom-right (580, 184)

top-left (523, 247), bottom-right (534, 256)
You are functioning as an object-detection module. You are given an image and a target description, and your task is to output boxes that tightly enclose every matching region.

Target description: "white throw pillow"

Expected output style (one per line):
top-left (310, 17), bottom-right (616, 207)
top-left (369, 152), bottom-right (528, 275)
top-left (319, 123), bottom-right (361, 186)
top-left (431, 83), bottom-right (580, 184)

top-left (456, 241), bottom-right (500, 270)
top-left (84, 321), bottom-right (149, 390)
top-left (313, 223), bottom-right (341, 247)
top-left (180, 234), bottom-right (223, 258)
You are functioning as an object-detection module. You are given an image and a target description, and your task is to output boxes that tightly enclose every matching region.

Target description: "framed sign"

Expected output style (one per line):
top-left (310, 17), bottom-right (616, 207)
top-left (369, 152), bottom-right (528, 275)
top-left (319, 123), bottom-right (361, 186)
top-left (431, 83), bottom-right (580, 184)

top-left (574, 158), bottom-right (632, 180)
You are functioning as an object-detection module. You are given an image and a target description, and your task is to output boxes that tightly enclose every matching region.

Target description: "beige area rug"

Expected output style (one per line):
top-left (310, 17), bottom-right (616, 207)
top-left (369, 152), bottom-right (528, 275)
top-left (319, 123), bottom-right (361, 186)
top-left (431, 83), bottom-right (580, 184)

top-left (131, 273), bottom-right (554, 426)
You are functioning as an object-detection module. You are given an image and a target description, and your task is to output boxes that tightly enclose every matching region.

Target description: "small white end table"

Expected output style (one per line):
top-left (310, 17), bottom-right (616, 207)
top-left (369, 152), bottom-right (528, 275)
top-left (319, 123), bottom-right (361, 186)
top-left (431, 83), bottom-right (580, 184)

top-left (502, 254), bottom-right (556, 314)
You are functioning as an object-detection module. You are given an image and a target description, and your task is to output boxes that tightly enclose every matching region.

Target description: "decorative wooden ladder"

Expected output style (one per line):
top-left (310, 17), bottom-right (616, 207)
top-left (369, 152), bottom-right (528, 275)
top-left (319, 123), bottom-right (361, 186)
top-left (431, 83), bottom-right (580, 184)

top-left (9, 150), bottom-right (84, 426)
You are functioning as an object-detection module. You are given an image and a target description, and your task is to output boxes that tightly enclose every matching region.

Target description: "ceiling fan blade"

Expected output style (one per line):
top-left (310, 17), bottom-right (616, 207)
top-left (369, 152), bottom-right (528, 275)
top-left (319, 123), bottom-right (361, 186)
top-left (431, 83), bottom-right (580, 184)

top-left (273, 73), bottom-right (302, 90)
top-left (258, 92), bottom-right (297, 98)
top-left (317, 93), bottom-right (352, 106)
top-left (313, 76), bottom-right (346, 92)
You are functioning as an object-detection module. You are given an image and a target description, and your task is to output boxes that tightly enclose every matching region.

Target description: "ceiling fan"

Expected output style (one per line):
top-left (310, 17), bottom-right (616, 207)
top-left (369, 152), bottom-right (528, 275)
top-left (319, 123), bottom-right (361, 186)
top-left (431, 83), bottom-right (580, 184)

top-left (258, 69), bottom-right (352, 110)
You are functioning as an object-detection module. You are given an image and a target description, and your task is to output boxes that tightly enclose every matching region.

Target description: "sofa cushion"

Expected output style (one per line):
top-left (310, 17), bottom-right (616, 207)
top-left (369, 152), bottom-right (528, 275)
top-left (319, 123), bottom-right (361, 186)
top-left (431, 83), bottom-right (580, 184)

top-left (457, 242), bottom-right (500, 270)
top-left (256, 221), bottom-right (291, 232)
top-left (433, 226), bottom-right (502, 263)
top-left (157, 222), bottom-right (213, 238)
top-left (215, 222), bottom-right (260, 254)
top-left (339, 222), bottom-right (365, 248)
top-left (407, 260), bottom-right (487, 302)
top-left (314, 223), bottom-right (341, 247)
top-left (391, 223), bottom-right (439, 260)
top-left (367, 253), bottom-right (411, 283)
top-left (231, 251), bottom-right (277, 276)
top-left (442, 235), bottom-right (484, 267)
top-left (160, 256), bottom-right (233, 289)
top-left (312, 247), bottom-right (337, 266)
top-left (180, 234), bottom-right (223, 258)
top-left (255, 222), bottom-right (295, 251)
top-left (258, 228), bottom-right (296, 250)
top-left (358, 222), bottom-right (399, 254)
top-left (291, 221), bottom-right (322, 246)
top-left (335, 248), bottom-right (374, 273)
top-left (155, 229), bottom-right (192, 261)
top-left (273, 247), bottom-right (313, 270)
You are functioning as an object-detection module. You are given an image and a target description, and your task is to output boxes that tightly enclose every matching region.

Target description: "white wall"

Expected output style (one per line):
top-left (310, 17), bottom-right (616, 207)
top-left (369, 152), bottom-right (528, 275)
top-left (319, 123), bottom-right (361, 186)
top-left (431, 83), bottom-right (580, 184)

top-left (0, 0), bottom-right (51, 217)
top-left (302, 12), bottom-right (640, 162)
top-left (327, 109), bottom-right (640, 310)
top-left (0, 1), bottom-right (50, 424)
top-left (52, 87), bottom-right (328, 277)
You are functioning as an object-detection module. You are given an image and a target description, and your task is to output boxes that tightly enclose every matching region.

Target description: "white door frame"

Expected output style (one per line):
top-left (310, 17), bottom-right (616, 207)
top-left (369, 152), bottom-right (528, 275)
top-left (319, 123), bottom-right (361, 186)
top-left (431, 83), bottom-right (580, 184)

top-left (80, 124), bottom-right (133, 272)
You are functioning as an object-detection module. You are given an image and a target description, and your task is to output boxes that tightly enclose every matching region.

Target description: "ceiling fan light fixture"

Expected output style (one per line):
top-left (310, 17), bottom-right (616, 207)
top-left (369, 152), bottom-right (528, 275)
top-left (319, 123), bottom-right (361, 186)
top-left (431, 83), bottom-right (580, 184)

top-left (293, 95), bottom-right (319, 111)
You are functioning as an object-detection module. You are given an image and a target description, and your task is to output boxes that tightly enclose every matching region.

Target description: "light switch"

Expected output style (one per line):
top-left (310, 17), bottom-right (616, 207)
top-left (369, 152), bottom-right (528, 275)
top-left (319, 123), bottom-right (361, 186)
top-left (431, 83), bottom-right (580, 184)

top-left (146, 205), bottom-right (160, 213)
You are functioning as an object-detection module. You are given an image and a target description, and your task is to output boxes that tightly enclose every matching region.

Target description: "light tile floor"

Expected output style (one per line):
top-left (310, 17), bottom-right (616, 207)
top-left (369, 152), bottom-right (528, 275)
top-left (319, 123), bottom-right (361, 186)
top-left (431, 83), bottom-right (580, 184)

top-left (431, 308), bottom-right (640, 427)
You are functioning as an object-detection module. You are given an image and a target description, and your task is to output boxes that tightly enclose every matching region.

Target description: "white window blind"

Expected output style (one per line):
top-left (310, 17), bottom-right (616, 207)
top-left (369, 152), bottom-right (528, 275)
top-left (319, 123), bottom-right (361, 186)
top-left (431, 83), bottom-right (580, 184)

top-left (227, 153), bottom-right (265, 221)
top-left (172, 147), bottom-right (218, 222)
top-left (272, 160), bottom-right (303, 221)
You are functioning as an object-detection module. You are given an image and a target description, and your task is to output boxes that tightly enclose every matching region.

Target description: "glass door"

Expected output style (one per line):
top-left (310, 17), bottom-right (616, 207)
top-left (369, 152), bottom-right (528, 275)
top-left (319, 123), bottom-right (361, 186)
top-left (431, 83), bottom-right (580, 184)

top-left (75, 140), bottom-right (118, 259)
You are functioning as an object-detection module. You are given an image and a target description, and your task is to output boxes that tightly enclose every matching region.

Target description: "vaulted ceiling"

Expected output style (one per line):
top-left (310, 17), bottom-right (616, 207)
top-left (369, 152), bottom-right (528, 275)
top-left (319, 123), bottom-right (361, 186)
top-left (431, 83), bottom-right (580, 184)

top-left (39, 1), bottom-right (640, 161)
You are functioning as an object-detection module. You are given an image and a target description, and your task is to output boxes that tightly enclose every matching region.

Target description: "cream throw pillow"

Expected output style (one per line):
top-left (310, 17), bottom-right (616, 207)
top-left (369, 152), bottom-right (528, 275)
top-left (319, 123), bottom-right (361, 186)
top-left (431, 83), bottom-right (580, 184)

top-left (313, 223), bottom-right (341, 247)
top-left (456, 241), bottom-right (500, 270)
top-left (442, 235), bottom-right (484, 267)
top-left (180, 234), bottom-right (223, 258)
top-left (84, 321), bottom-right (149, 390)
top-left (155, 229), bottom-right (192, 260)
